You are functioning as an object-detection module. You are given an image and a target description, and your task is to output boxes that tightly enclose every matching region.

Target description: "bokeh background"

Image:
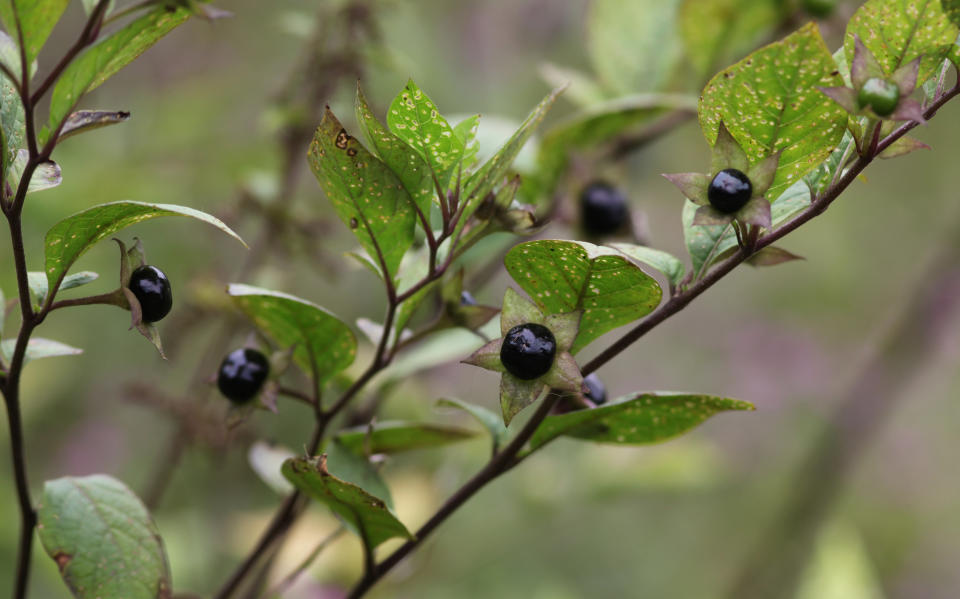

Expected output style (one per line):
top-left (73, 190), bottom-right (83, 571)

top-left (2, 0), bottom-right (960, 597)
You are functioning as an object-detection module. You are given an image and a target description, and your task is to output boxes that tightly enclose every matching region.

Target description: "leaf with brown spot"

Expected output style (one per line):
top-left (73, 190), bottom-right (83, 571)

top-left (37, 475), bottom-right (172, 599)
top-left (309, 107), bottom-right (416, 277)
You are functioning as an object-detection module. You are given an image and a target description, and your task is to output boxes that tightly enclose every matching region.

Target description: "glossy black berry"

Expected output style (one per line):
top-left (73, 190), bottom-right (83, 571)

top-left (583, 373), bottom-right (607, 406)
top-left (460, 291), bottom-right (477, 306)
top-left (858, 78), bottom-right (900, 117)
top-left (128, 265), bottom-right (172, 323)
top-left (217, 348), bottom-right (270, 404)
top-left (500, 323), bottom-right (556, 380)
top-left (580, 181), bottom-right (628, 236)
top-left (708, 169), bottom-right (752, 214)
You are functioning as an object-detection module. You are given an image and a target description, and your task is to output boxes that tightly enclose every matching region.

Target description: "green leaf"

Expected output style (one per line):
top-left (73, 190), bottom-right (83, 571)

top-left (452, 113), bottom-right (481, 170)
top-left (386, 79), bottom-right (463, 187)
top-left (527, 392), bottom-right (755, 452)
top-left (698, 23), bottom-right (847, 200)
top-left (803, 130), bottom-right (855, 196)
top-left (325, 439), bottom-right (394, 510)
top-left (59, 110), bottom-right (131, 141)
top-left (0, 33), bottom-right (25, 183)
top-left (679, 0), bottom-right (786, 79)
top-left (458, 86), bottom-right (564, 233)
top-left (282, 455), bottom-right (412, 548)
top-left (845, 0), bottom-right (959, 85)
top-left (538, 62), bottom-right (608, 109)
top-left (37, 474), bottom-right (171, 599)
top-left (1, 337), bottom-right (82, 364)
top-left (46, 7), bottom-right (192, 139)
top-left (436, 397), bottom-right (508, 449)
top-left (683, 180), bottom-right (809, 276)
top-left (308, 107), bottom-right (416, 278)
top-left (228, 284), bottom-right (356, 386)
top-left (26, 270), bottom-right (97, 308)
top-left (608, 243), bottom-right (686, 289)
top-left (0, 0), bottom-right (70, 65)
top-left (7, 150), bottom-right (61, 193)
top-left (44, 201), bottom-right (244, 292)
top-left (534, 94), bottom-right (697, 201)
top-left (335, 421), bottom-right (477, 455)
top-left (356, 85), bottom-right (435, 216)
top-left (504, 240), bottom-right (662, 353)
top-left (587, 0), bottom-right (683, 95)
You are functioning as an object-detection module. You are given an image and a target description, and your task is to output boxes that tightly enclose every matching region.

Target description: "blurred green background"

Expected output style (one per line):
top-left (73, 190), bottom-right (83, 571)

top-left (2, 0), bottom-right (960, 597)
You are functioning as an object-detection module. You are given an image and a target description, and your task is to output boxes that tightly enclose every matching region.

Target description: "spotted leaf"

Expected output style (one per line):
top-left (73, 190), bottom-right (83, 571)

top-left (699, 23), bottom-right (847, 200)
top-left (845, 0), bottom-right (958, 85)
top-left (504, 240), bottom-right (662, 354)
top-left (527, 392), bottom-right (754, 452)
top-left (309, 108), bottom-right (417, 278)
top-left (386, 79), bottom-right (463, 187)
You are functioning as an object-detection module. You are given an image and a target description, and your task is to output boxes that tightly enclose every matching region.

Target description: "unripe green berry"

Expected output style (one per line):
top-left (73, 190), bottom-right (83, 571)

top-left (858, 78), bottom-right (900, 117)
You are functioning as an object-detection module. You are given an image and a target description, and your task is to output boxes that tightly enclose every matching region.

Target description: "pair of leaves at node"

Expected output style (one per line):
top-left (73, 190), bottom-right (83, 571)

top-left (308, 80), bottom-right (561, 283)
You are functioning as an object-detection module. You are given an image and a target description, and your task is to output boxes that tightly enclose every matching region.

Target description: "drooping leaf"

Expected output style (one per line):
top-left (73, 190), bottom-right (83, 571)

top-left (680, 0), bottom-right (786, 79)
top-left (44, 201), bottom-right (244, 292)
top-left (7, 150), bottom-right (61, 193)
top-left (335, 421), bottom-right (477, 455)
top-left (386, 79), bottom-right (463, 187)
top-left (228, 284), bottom-right (356, 386)
top-left (608, 243), bottom-right (686, 289)
top-left (845, 0), bottom-right (959, 86)
top-left (248, 441), bottom-right (295, 495)
top-left (0, 337), bottom-right (82, 364)
top-left (46, 7), bottom-right (192, 139)
top-left (37, 475), bottom-right (171, 599)
top-left (683, 180), bottom-right (810, 276)
top-left (504, 240), bottom-right (662, 353)
top-left (436, 397), bottom-right (508, 449)
top-left (527, 392), bottom-right (754, 452)
top-left (356, 85), bottom-right (435, 216)
top-left (699, 23), bottom-right (847, 200)
top-left (0, 0), bottom-right (70, 65)
top-left (282, 455), bottom-right (412, 548)
top-left (59, 110), bottom-right (131, 141)
top-left (587, 0), bottom-right (683, 95)
top-left (308, 107), bottom-right (416, 278)
top-left (458, 86), bottom-right (564, 233)
top-left (325, 440), bottom-right (394, 510)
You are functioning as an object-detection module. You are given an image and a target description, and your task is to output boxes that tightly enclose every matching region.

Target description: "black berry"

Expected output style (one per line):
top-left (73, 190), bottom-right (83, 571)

top-left (583, 373), bottom-right (607, 405)
top-left (580, 181), bottom-right (628, 236)
top-left (128, 265), bottom-right (172, 323)
top-left (460, 291), bottom-right (477, 306)
top-left (217, 348), bottom-right (270, 404)
top-left (500, 323), bottom-right (556, 380)
top-left (708, 169), bottom-right (752, 214)
top-left (858, 78), bottom-right (900, 117)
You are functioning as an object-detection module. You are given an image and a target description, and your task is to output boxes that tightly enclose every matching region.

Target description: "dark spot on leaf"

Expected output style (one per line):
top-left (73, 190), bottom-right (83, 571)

top-left (347, 148), bottom-right (357, 156)
top-left (335, 129), bottom-right (350, 150)
top-left (830, 70), bottom-right (839, 76)
top-left (350, 218), bottom-right (359, 229)
top-left (53, 552), bottom-right (71, 572)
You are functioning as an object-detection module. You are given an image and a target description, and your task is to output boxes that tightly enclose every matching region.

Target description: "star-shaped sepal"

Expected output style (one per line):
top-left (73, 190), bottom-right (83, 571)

top-left (663, 122), bottom-right (780, 232)
top-left (818, 36), bottom-right (925, 125)
top-left (462, 287), bottom-right (583, 426)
